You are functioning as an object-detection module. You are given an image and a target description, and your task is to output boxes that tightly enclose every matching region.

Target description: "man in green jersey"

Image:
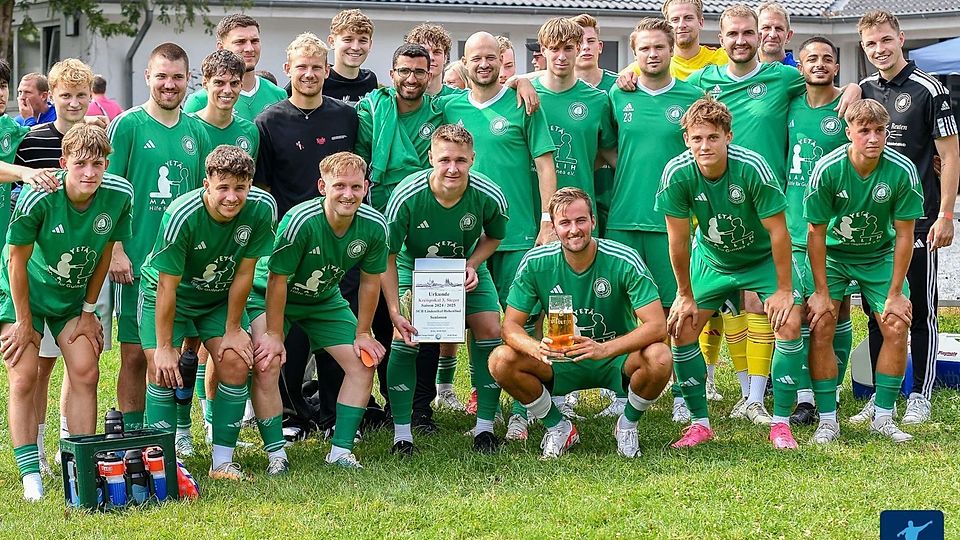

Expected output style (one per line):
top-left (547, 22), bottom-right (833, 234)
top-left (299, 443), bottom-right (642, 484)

top-left (657, 97), bottom-right (807, 450)
top-left (606, 19), bottom-right (704, 424)
top-left (805, 99), bottom-right (923, 444)
top-left (107, 43), bottom-right (212, 433)
top-left (784, 37), bottom-right (851, 426)
top-left (139, 145), bottom-right (276, 480)
top-left (0, 124), bottom-right (132, 501)
top-left (250, 152), bottom-right (387, 470)
top-left (490, 187), bottom-right (673, 459)
top-left (382, 124), bottom-right (507, 455)
top-left (183, 14), bottom-right (287, 121)
top-left (190, 50), bottom-right (260, 157)
top-left (441, 32), bottom-right (557, 309)
top-left (0, 59), bottom-right (35, 240)
top-left (405, 23), bottom-right (461, 99)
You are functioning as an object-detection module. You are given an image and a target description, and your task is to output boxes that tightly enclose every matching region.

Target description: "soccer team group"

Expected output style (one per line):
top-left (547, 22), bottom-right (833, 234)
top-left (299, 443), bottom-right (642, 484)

top-left (1, 0), bottom-right (957, 503)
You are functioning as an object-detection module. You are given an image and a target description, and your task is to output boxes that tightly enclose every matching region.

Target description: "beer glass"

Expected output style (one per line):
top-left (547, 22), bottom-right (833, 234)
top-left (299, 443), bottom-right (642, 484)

top-left (547, 294), bottom-right (574, 351)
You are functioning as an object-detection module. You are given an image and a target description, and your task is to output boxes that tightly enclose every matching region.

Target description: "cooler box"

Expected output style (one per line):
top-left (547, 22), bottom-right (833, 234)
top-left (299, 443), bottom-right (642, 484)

top-left (850, 332), bottom-right (960, 398)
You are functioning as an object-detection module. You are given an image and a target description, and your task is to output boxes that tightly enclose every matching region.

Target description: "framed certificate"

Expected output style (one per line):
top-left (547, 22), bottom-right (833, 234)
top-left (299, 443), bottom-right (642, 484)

top-left (412, 258), bottom-right (466, 343)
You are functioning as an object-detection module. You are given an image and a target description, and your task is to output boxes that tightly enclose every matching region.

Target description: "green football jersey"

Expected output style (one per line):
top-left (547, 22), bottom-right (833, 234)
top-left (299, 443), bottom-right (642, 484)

top-left (587, 70), bottom-right (620, 230)
top-left (804, 145), bottom-right (923, 262)
top-left (356, 89), bottom-right (443, 211)
top-left (256, 198), bottom-right (388, 306)
top-left (687, 62), bottom-right (804, 186)
top-left (592, 70), bottom-right (620, 93)
top-left (106, 106), bottom-right (212, 277)
top-left (182, 76), bottom-right (287, 122)
top-left (441, 87), bottom-right (554, 251)
top-left (436, 85), bottom-right (465, 98)
top-left (532, 78), bottom-right (615, 209)
top-left (0, 115), bottom-right (31, 241)
top-left (507, 238), bottom-right (660, 340)
top-left (785, 94), bottom-right (847, 247)
top-left (656, 145), bottom-right (787, 271)
top-left (607, 79), bottom-right (703, 232)
top-left (188, 112), bottom-right (260, 158)
top-left (140, 187), bottom-right (277, 313)
top-left (1, 172), bottom-right (133, 314)
top-left (385, 169), bottom-right (509, 278)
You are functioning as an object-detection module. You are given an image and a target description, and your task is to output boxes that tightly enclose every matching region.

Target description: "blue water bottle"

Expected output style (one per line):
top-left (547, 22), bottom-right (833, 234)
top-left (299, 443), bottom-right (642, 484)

top-left (99, 453), bottom-right (127, 506)
top-left (145, 448), bottom-right (167, 501)
top-left (174, 349), bottom-right (199, 404)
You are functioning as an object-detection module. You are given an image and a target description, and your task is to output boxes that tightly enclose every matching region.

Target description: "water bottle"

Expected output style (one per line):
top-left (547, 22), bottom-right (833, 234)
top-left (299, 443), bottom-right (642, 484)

top-left (98, 453), bottom-right (127, 507)
top-left (65, 458), bottom-right (79, 506)
top-left (124, 452), bottom-right (151, 504)
top-left (175, 349), bottom-right (199, 404)
top-left (104, 408), bottom-right (124, 439)
top-left (145, 448), bottom-right (167, 501)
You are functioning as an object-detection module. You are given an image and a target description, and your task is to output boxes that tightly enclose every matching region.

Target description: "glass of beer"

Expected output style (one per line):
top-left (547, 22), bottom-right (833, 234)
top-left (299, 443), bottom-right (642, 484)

top-left (547, 294), bottom-right (574, 352)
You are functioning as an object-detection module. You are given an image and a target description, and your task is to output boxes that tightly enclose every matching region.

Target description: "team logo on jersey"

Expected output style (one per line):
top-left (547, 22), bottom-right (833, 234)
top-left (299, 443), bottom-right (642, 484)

top-left (872, 182), bottom-right (892, 203)
top-left (93, 213), bottom-right (113, 235)
top-left (833, 211), bottom-right (881, 245)
top-left (593, 277), bottom-right (612, 298)
top-left (490, 116), bottom-right (509, 136)
top-left (191, 255), bottom-right (236, 291)
top-left (181, 135), bottom-right (198, 156)
top-left (820, 116), bottom-right (842, 135)
top-left (747, 83), bottom-right (767, 99)
top-left (149, 160), bottom-right (190, 210)
top-left (728, 184), bottom-right (745, 204)
top-left (0, 132), bottom-right (11, 154)
top-left (235, 225), bottom-right (252, 246)
top-left (568, 102), bottom-right (588, 120)
top-left (46, 246), bottom-right (99, 288)
top-left (709, 85), bottom-right (722, 98)
top-left (292, 264), bottom-right (343, 296)
top-left (459, 213), bottom-right (477, 231)
top-left (347, 239), bottom-right (367, 258)
top-left (573, 308), bottom-right (616, 342)
top-left (706, 213), bottom-right (754, 251)
top-left (425, 241), bottom-right (465, 258)
top-left (550, 125), bottom-right (577, 175)
top-left (235, 136), bottom-right (252, 152)
top-left (789, 137), bottom-right (825, 180)
top-left (665, 105), bottom-right (685, 124)
top-left (895, 93), bottom-right (912, 112)
top-left (418, 122), bottom-right (436, 140)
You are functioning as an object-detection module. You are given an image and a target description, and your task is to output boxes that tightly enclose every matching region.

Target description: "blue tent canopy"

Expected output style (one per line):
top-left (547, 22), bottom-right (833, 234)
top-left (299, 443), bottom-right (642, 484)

top-left (910, 37), bottom-right (960, 75)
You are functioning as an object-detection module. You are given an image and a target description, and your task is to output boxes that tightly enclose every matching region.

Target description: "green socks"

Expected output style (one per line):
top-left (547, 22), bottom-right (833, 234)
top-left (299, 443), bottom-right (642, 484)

top-left (812, 378), bottom-right (838, 414)
top-left (331, 403), bottom-right (366, 452)
top-left (771, 338), bottom-right (808, 417)
top-left (212, 382), bottom-right (248, 448)
top-left (123, 410), bottom-right (144, 432)
top-left (436, 355), bottom-right (457, 386)
top-left (875, 372), bottom-right (904, 411)
top-left (386, 341), bottom-right (418, 425)
top-left (525, 386), bottom-right (563, 429)
top-left (834, 319), bottom-right (853, 386)
top-left (256, 414), bottom-right (286, 455)
top-left (145, 384), bottom-right (176, 432)
top-left (470, 337), bottom-right (502, 422)
top-left (195, 362), bottom-right (207, 400)
top-left (672, 342), bottom-right (709, 420)
top-left (510, 399), bottom-right (528, 419)
top-left (13, 444), bottom-right (40, 477)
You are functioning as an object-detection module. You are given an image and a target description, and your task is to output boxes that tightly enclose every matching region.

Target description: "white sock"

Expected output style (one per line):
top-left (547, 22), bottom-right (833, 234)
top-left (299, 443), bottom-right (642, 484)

top-left (874, 406), bottom-right (893, 422)
top-left (60, 415), bottom-right (69, 439)
top-left (820, 411), bottom-right (837, 422)
top-left (706, 364), bottom-right (716, 383)
top-left (736, 370), bottom-right (750, 398)
top-left (474, 418), bottom-right (494, 435)
top-left (836, 386), bottom-right (842, 404)
top-left (22, 472), bottom-right (43, 501)
top-left (797, 389), bottom-right (814, 405)
top-left (525, 386), bottom-right (553, 420)
top-left (771, 415), bottom-right (790, 425)
top-left (267, 447), bottom-right (288, 461)
top-left (199, 399), bottom-right (208, 417)
top-left (393, 423), bottom-right (412, 444)
top-left (242, 399), bottom-right (255, 422)
top-left (673, 396), bottom-right (685, 407)
top-left (211, 444), bottom-right (235, 469)
top-left (747, 375), bottom-right (767, 404)
top-left (37, 424), bottom-right (45, 455)
top-left (627, 389), bottom-right (654, 414)
top-left (693, 417), bottom-right (711, 429)
top-left (618, 414), bottom-right (636, 430)
top-left (176, 427), bottom-right (191, 437)
top-left (437, 383), bottom-right (454, 393)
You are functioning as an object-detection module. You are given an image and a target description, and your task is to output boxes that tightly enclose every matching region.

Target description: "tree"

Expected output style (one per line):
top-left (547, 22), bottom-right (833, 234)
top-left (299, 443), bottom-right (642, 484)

top-left (0, 0), bottom-right (249, 64)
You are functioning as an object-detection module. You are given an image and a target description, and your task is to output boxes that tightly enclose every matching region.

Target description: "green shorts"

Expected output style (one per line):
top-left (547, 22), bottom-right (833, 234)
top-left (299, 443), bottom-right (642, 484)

top-left (826, 254), bottom-right (908, 314)
top-left (0, 288), bottom-right (76, 338)
top-left (114, 278), bottom-right (142, 344)
top-left (400, 263), bottom-right (500, 318)
top-left (793, 247), bottom-right (861, 299)
top-left (486, 249), bottom-right (529, 310)
top-left (247, 290), bottom-right (358, 350)
top-left (594, 167), bottom-right (614, 236)
top-left (605, 229), bottom-right (675, 307)
top-left (138, 291), bottom-right (247, 350)
top-left (691, 246), bottom-right (803, 312)
top-left (548, 354), bottom-right (629, 396)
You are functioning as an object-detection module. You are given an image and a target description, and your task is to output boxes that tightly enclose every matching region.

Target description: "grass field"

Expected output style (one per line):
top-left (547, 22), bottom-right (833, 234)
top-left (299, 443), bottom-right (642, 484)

top-left (1, 310), bottom-right (958, 539)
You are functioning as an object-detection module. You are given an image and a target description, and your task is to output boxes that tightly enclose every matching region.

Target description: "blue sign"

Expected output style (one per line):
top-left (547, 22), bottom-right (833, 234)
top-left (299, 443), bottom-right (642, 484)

top-left (880, 510), bottom-right (944, 540)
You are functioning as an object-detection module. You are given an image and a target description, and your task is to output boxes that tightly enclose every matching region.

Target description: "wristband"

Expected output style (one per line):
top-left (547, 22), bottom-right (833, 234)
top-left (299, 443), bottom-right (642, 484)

top-left (541, 212), bottom-right (550, 222)
top-left (938, 211), bottom-right (954, 220)
top-left (82, 301), bottom-right (98, 313)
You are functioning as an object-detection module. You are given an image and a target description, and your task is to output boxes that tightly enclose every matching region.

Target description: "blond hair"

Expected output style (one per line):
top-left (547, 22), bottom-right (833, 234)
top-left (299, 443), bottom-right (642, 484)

top-left (47, 58), bottom-right (94, 92)
top-left (661, 0), bottom-right (703, 19)
top-left (432, 124), bottom-right (473, 147)
top-left (630, 18), bottom-right (675, 50)
top-left (286, 33), bottom-right (328, 61)
top-left (549, 187), bottom-right (594, 221)
top-left (330, 9), bottom-right (374, 37)
top-left (206, 145), bottom-right (255, 181)
top-left (720, 4), bottom-right (758, 30)
top-left (857, 10), bottom-right (900, 35)
top-left (757, 2), bottom-right (791, 29)
top-left (681, 96), bottom-right (733, 134)
top-left (538, 17), bottom-right (584, 49)
top-left (62, 123), bottom-right (112, 160)
top-left (569, 13), bottom-right (599, 37)
top-left (405, 23), bottom-right (452, 57)
top-left (496, 36), bottom-right (514, 54)
top-left (320, 151), bottom-right (367, 179)
top-left (844, 98), bottom-right (891, 127)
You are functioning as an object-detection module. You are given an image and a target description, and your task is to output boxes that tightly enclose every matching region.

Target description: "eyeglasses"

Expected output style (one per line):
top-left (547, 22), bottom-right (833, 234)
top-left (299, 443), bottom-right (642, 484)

top-left (394, 67), bottom-right (430, 79)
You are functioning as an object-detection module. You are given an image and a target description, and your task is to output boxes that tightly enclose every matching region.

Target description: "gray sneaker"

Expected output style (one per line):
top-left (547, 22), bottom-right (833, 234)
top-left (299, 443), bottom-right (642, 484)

top-left (266, 456), bottom-right (291, 475)
top-left (744, 401), bottom-right (772, 426)
top-left (672, 400), bottom-right (691, 423)
top-left (614, 420), bottom-right (641, 458)
top-left (811, 420), bottom-right (841, 445)
top-left (901, 394), bottom-right (932, 425)
top-left (175, 431), bottom-right (195, 457)
top-left (505, 414), bottom-right (529, 441)
top-left (325, 452), bottom-right (362, 470)
top-left (871, 416), bottom-right (913, 443)
top-left (729, 396), bottom-right (748, 419)
top-left (849, 394), bottom-right (876, 424)
top-left (706, 379), bottom-right (723, 401)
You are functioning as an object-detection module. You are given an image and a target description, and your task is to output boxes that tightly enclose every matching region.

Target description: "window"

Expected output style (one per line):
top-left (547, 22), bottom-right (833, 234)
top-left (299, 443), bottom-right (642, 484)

top-left (14, 23), bottom-right (60, 86)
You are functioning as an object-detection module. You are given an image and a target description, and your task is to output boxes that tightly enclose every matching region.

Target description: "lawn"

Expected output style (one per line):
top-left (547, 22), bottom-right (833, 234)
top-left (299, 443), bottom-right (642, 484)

top-left (0, 310), bottom-right (958, 539)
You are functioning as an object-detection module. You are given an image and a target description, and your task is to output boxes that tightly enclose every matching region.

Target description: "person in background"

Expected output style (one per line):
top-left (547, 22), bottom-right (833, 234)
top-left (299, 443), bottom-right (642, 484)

top-left (86, 75), bottom-right (124, 121)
